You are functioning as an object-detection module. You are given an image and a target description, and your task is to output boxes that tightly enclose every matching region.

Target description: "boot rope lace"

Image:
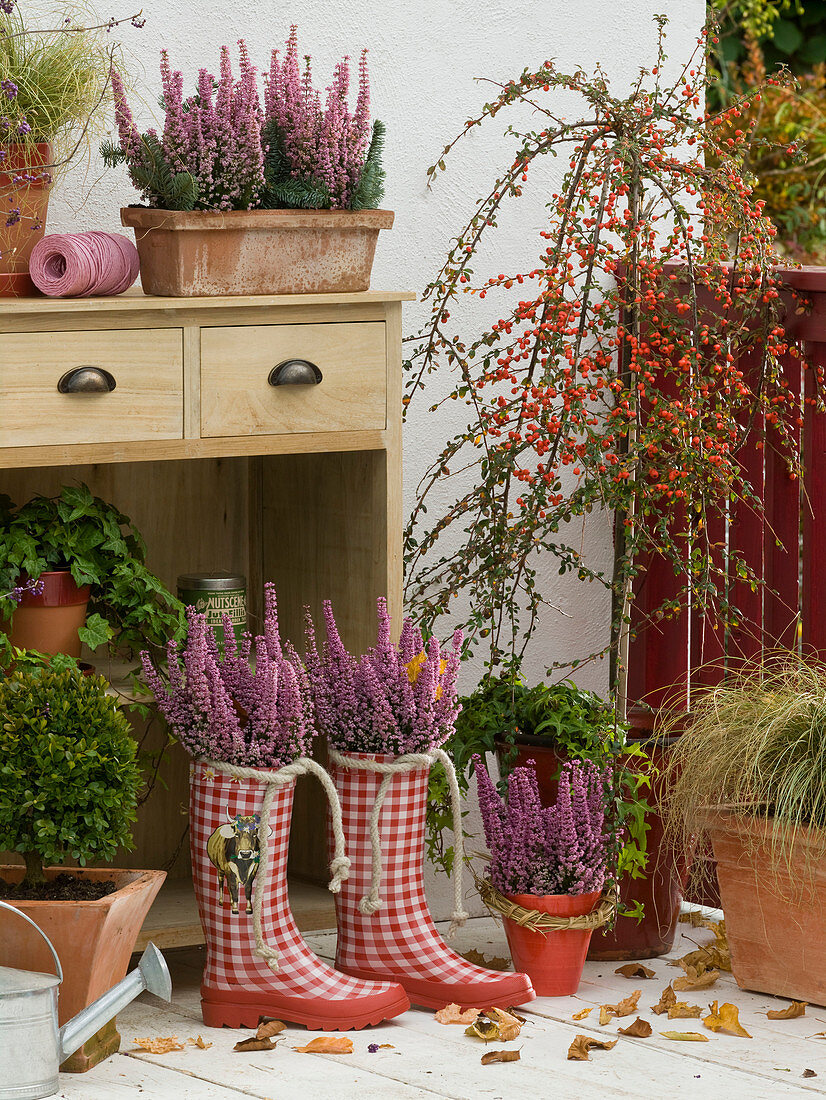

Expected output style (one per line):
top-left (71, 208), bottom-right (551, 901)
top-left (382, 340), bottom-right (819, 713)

top-left (202, 756), bottom-right (350, 974)
top-left (328, 747), bottom-right (470, 937)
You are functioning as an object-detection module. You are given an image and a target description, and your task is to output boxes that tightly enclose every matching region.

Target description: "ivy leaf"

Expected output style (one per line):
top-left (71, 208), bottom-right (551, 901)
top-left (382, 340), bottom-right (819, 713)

top-left (77, 614), bottom-right (114, 652)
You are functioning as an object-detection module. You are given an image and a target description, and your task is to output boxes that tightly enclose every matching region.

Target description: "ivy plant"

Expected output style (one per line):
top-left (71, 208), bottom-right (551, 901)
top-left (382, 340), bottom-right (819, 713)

top-left (0, 665), bottom-right (142, 884)
top-left (0, 484), bottom-right (185, 659)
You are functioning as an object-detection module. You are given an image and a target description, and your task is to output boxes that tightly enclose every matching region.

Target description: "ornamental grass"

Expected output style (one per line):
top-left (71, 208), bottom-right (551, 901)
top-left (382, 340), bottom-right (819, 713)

top-left (662, 653), bottom-right (826, 881)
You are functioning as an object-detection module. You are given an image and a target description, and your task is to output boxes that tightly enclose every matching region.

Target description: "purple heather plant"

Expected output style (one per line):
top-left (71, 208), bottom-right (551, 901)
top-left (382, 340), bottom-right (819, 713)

top-left (141, 583), bottom-right (312, 768)
top-left (111, 40), bottom-right (266, 211)
top-left (304, 597), bottom-right (463, 755)
top-left (474, 754), bottom-right (612, 896)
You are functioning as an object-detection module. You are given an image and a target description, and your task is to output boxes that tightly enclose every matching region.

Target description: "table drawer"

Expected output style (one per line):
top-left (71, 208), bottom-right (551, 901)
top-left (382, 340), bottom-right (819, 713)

top-left (200, 322), bottom-right (386, 438)
top-left (0, 328), bottom-right (183, 448)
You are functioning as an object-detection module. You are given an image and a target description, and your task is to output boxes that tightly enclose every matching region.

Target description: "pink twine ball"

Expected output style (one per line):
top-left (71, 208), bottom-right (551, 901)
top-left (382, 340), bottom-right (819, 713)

top-left (30, 231), bottom-right (140, 297)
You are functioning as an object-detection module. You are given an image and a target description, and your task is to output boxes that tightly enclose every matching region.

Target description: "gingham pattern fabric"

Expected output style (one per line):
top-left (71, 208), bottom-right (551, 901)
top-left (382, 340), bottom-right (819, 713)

top-left (190, 761), bottom-right (391, 1000)
top-left (330, 753), bottom-right (511, 986)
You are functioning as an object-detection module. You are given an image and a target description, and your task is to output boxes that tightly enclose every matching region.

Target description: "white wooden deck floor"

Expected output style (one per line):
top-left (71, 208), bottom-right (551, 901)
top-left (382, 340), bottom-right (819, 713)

top-left (57, 916), bottom-right (826, 1099)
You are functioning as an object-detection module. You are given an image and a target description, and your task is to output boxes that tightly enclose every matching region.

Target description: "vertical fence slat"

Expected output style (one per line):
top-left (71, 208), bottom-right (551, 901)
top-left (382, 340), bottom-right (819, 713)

top-left (802, 345), bottom-right (826, 655)
top-left (764, 353), bottom-right (802, 651)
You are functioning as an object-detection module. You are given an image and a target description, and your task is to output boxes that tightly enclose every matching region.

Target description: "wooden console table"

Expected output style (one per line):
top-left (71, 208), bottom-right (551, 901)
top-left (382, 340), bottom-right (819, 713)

top-left (0, 288), bottom-right (413, 942)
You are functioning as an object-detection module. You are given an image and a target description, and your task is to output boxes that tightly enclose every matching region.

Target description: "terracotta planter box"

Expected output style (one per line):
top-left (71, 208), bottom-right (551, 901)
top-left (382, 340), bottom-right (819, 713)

top-left (6, 569), bottom-right (90, 658)
top-left (0, 866), bottom-right (165, 1071)
top-left (0, 142), bottom-right (52, 298)
top-left (707, 812), bottom-right (826, 1005)
top-left (121, 207), bottom-right (394, 297)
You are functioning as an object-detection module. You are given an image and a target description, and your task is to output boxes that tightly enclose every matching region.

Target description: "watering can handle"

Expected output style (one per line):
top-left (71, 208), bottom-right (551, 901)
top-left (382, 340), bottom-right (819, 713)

top-left (0, 898), bottom-right (63, 983)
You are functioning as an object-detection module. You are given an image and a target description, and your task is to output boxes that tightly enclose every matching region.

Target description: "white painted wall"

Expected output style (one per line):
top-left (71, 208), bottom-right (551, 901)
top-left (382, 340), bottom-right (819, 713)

top-left (44, 0), bottom-right (704, 914)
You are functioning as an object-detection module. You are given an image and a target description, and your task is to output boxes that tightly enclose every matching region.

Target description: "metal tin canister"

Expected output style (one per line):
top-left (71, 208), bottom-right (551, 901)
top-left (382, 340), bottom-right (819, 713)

top-left (177, 572), bottom-right (247, 645)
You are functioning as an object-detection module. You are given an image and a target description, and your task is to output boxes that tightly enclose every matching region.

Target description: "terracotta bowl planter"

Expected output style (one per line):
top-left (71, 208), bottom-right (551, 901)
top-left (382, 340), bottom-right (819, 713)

top-left (5, 570), bottom-right (90, 658)
top-left (707, 811), bottom-right (826, 1005)
top-left (120, 207), bottom-right (394, 297)
top-left (0, 866), bottom-right (165, 1071)
top-left (0, 143), bottom-right (52, 297)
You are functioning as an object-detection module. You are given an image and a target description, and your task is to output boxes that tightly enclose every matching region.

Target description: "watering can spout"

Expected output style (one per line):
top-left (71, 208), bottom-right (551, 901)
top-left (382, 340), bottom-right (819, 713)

top-left (58, 943), bottom-right (172, 1062)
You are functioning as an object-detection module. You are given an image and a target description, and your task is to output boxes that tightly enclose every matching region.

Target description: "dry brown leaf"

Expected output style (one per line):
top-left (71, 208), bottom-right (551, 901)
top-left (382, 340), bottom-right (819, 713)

top-left (567, 1034), bottom-right (618, 1061)
top-left (461, 948), bottom-right (511, 971)
top-left (435, 1002), bottom-right (478, 1025)
top-left (506, 1007), bottom-right (527, 1024)
top-left (234, 1036), bottom-right (279, 1052)
top-left (572, 1007), bottom-right (593, 1021)
top-left (481, 1049), bottom-right (521, 1065)
top-left (465, 1008), bottom-right (523, 1043)
top-left (679, 910), bottom-right (705, 927)
top-left (667, 1003), bottom-right (702, 1019)
top-left (660, 1031), bottom-right (711, 1042)
top-left (187, 1036), bottom-right (212, 1050)
top-left (256, 1018), bottom-right (287, 1039)
top-left (294, 1036), bottom-right (354, 1054)
top-left (651, 985), bottom-right (677, 1016)
top-left (133, 1036), bottom-right (184, 1054)
top-left (377, 1044), bottom-right (394, 1049)
top-left (803, 1069), bottom-right (818, 1078)
top-left (703, 1001), bottom-right (752, 1038)
top-left (673, 969), bottom-right (720, 991)
top-left (766, 1001), bottom-right (807, 1020)
top-left (600, 989), bottom-right (642, 1025)
top-left (672, 945), bottom-right (731, 975)
top-left (618, 1017), bottom-right (653, 1038)
top-left (615, 963), bottom-right (656, 980)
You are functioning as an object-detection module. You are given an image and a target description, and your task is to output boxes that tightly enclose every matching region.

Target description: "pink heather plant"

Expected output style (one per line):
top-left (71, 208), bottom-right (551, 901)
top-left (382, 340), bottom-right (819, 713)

top-left (304, 597), bottom-right (462, 754)
top-left (109, 40), bottom-right (266, 211)
top-left (474, 754), bottom-right (613, 896)
top-left (263, 26), bottom-right (375, 209)
top-left (141, 583), bottom-right (312, 768)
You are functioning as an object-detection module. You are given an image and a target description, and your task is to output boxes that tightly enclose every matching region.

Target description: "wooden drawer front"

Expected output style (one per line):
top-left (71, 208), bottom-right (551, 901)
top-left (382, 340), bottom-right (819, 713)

top-left (0, 328), bottom-right (183, 448)
top-left (200, 322), bottom-right (386, 438)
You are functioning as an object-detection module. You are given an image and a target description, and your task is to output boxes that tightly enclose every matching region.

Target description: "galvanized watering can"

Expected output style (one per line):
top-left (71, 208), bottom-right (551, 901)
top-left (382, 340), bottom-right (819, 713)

top-left (0, 899), bottom-right (172, 1100)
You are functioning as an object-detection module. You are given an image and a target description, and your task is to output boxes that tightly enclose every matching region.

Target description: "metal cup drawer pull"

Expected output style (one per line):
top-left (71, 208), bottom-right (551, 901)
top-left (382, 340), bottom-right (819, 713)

top-left (268, 359), bottom-right (323, 387)
top-left (57, 366), bottom-right (117, 393)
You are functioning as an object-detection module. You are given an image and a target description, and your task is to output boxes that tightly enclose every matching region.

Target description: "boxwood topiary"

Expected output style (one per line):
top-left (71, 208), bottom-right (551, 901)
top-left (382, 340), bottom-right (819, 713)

top-left (0, 665), bottom-right (142, 885)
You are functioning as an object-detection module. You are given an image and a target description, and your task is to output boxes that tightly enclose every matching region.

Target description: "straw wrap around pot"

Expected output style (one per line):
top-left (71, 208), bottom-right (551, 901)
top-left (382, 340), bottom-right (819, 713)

top-left (475, 872), bottom-right (616, 933)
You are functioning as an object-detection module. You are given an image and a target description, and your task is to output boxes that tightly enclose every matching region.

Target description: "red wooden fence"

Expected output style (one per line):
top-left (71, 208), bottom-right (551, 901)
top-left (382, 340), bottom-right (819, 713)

top-left (628, 267), bottom-right (826, 712)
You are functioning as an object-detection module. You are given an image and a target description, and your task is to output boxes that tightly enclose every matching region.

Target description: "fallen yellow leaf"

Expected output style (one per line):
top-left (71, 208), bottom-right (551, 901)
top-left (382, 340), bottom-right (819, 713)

top-left (133, 1036), bottom-right (184, 1054)
top-left (661, 1031), bottom-right (711, 1042)
top-left (187, 1036), bottom-right (212, 1049)
top-left (703, 1001), bottom-right (752, 1038)
top-left (618, 1017), bottom-right (653, 1037)
top-left (652, 985), bottom-right (677, 1016)
top-left (615, 963), bottom-right (656, 980)
top-left (673, 969), bottom-right (720, 991)
top-left (435, 1002), bottom-right (478, 1025)
top-left (667, 1003), bottom-right (703, 1019)
top-left (481, 1049), bottom-right (521, 1064)
top-left (766, 1001), bottom-right (806, 1020)
top-left (572, 1006), bottom-right (593, 1021)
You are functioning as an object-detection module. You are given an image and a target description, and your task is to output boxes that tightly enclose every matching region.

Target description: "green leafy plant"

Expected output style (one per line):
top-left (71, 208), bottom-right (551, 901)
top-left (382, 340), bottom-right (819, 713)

top-left (0, 665), bottom-right (142, 884)
top-left (662, 653), bottom-right (826, 884)
top-left (428, 674), bottom-right (651, 905)
top-left (0, 484), bottom-right (185, 658)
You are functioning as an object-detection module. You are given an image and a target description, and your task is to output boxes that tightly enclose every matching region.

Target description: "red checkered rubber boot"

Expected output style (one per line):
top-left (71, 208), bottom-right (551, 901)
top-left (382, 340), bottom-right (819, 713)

top-left (329, 753), bottom-right (535, 1010)
top-left (190, 761), bottom-right (409, 1030)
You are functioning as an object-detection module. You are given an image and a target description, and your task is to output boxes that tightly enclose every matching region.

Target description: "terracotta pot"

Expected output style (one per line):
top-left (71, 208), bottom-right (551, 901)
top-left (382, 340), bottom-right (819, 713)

top-left (495, 732), bottom-right (688, 960)
top-left (0, 143), bottom-right (52, 297)
top-left (706, 812), bottom-right (826, 1005)
top-left (502, 890), bottom-right (601, 996)
top-left (6, 570), bottom-right (91, 658)
top-left (120, 207), bottom-right (394, 296)
top-left (0, 866), bottom-right (165, 1071)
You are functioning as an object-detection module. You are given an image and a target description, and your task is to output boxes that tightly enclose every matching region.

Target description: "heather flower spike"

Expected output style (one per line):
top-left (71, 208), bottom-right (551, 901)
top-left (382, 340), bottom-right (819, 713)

top-left (142, 597), bottom-right (312, 768)
top-left (304, 597), bottom-right (463, 754)
top-left (474, 755), bottom-right (615, 897)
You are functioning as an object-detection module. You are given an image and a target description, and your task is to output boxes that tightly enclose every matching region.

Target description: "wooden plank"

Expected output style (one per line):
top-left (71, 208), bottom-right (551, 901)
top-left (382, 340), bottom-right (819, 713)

top-left (58, 1056), bottom-right (249, 1099)
top-left (183, 326), bottom-right (201, 440)
top-left (0, 328), bottom-right (183, 448)
top-left (0, 289), bottom-right (416, 317)
top-left (764, 353), bottom-right (802, 650)
top-left (803, 348), bottom-right (826, 655)
top-left (0, 429), bottom-right (387, 470)
top-left (200, 322), bottom-right (386, 438)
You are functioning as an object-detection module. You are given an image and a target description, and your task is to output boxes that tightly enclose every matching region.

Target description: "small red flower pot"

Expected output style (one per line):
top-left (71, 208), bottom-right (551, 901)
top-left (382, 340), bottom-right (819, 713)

top-left (7, 570), bottom-right (91, 658)
top-left (502, 890), bottom-right (601, 996)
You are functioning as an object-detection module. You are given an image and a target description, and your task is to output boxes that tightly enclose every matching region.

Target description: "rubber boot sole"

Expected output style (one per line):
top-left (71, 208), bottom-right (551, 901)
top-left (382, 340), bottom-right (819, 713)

top-left (201, 984), bottom-right (410, 1031)
top-left (335, 964), bottom-right (536, 1011)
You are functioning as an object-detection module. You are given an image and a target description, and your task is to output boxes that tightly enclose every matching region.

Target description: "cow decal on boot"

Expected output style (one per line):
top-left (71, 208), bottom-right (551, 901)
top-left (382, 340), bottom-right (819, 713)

top-left (207, 810), bottom-right (261, 914)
